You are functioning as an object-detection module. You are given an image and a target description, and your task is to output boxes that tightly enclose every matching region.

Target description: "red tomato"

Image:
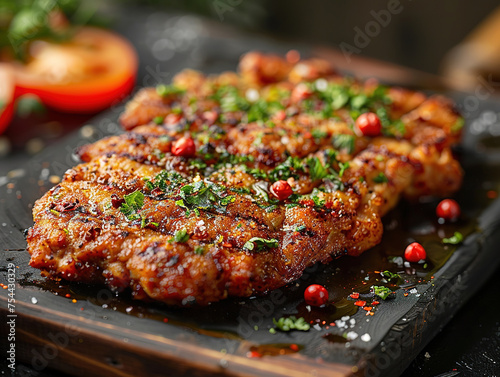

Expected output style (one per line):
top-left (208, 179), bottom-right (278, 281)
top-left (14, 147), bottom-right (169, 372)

top-left (0, 64), bottom-right (15, 134)
top-left (171, 136), bottom-right (196, 157)
top-left (356, 112), bottom-right (382, 137)
top-left (436, 199), bottom-right (461, 221)
top-left (404, 242), bottom-right (426, 262)
top-left (10, 27), bottom-right (138, 113)
top-left (304, 284), bottom-right (329, 306)
top-left (270, 180), bottom-right (293, 201)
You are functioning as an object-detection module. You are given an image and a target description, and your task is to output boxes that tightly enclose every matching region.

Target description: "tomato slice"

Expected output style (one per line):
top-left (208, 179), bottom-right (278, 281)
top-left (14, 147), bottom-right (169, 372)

top-left (11, 27), bottom-right (138, 113)
top-left (0, 64), bottom-right (15, 134)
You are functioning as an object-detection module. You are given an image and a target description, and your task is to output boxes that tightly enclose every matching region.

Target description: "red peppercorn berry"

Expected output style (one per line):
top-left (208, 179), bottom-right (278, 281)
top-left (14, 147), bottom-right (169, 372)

top-left (171, 136), bottom-right (196, 157)
top-left (270, 180), bottom-right (293, 201)
top-left (436, 199), bottom-right (460, 221)
top-left (304, 284), bottom-right (329, 307)
top-left (356, 112), bottom-right (382, 137)
top-left (404, 242), bottom-right (427, 263)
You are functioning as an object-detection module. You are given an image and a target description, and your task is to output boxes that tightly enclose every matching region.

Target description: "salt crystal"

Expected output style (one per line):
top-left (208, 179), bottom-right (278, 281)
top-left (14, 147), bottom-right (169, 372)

top-left (345, 331), bottom-right (358, 340)
top-left (31, 297), bottom-right (38, 304)
top-left (361, 333), bottom-right (371, 342)
top-left (315, 78), bottom-right (328, 91)
top-left (245, 89), bottom-right (259, 102)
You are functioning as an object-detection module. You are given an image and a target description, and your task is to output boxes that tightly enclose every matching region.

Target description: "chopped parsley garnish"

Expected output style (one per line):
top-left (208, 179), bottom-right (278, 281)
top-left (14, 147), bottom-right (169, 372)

top-left (384, 119), bottom-right (406, 137)
top-left (247, 99), bottom-right (284, 122)
top-left (194, 246), bottom-right (205, 255)
top-left (311, 129), bottom-right (328, 140)
top-left (271, 316), bottom-right (310, 332)
top-left (333, 134), bottom-right (355, 154)
top-left (156, 84), bottom-right (185, 97)
top-left (145, 170), bottom-right (187, 194)
top-left (243, 237), bottom-right (279, 251)
top-left (338, 162), bottom-right (349, 178)
top-left (120, 190), bottom-right (145, 220)
top-left (214, 86), bottom-right (250, 113)
top-left (350, 94), bottom-right (369, 110)
top-left (443, 231), bottom-right (463, 245)
top-left (267, 156), bottom-right (304, 181)
top-left (381, 271), bottom-right (402, 284)
top-left (294, 225), bottom-right (306, 232)
top-left (153, 116), bottom-right (164, 125)
top-left (373, 172), bottom-right (389, 183)
top-left (451, 117), bottom-right (465, 133)
top-left (307, 156), bottom-right (328, 181)
top-left (169, 229), bottom-right (190, 243)
top-left (176, 180), bottom-right (235, 215)
top-left (49, 209), bottom-right (60, 216)
top-left (372, 285), bottom-right (395, 300)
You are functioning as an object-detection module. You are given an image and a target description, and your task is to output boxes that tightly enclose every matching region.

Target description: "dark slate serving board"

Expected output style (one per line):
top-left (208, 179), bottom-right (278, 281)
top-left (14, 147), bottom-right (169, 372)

top-left (1, 10), bottom-right (500, 374)
top-left (2, 90), bottom-right (500, 377)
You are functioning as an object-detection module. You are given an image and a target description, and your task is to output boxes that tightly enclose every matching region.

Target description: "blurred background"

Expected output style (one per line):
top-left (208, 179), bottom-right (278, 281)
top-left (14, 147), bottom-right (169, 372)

top-left (1, 1), bottom-right (500, 376)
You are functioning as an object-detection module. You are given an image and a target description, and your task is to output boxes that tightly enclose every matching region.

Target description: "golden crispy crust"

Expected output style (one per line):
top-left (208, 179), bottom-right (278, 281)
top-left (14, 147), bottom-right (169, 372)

top-left (28, 52), bottom-right (464, 305)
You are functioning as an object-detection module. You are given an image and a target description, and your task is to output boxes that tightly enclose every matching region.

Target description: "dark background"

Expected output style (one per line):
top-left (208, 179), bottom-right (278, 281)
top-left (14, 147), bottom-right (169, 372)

top-left (123, 0), bottom-right (500, 74)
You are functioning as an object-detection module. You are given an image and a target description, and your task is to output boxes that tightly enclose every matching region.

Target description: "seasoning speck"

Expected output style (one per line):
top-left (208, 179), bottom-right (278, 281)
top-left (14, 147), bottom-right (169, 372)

top-left (361, 333), bottom-right (371, 342)
top-left (49, 175), bottom-right (61, 184)
top-left (345, 331), bottom-right (358, 340)
top-left (31, 297), bottom-right (38, 304)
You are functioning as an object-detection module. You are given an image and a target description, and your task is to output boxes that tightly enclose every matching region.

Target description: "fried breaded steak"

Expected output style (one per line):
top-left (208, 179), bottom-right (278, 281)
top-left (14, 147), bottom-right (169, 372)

top-left (27, 52), bottom-right (464, 305)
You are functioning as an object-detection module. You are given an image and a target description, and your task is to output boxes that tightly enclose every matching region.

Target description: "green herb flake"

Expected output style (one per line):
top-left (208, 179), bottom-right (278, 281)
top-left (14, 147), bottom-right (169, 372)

top-left (271, 316), bottom-right (310, 332)
top-left (338, 162), bottom-right (349, 178)
top-left (311, 129), bottom-right (328, 140)
top-left (307, 157), bottom-right (328, 181)
top-left (120, 190), bottom-right (145, 220)
top-left (442, 231), bottom-right (464, 245)
top-left (350, 94), bottom-right (369, 110)
top-left (49, 209), bottom-right (60, 216)
top-left (373, 172), bottom-right (389, 184)
top-left (294, 225), bottom-right (306, 232)
top-left (372, 285), bottom-right (395, 300)
top-left (381, 270), bottom-right (402, 283)
top-left (451, 117), bottom-right (465, 133)
top-left (194, 246), bottom-right (205, 255)
top-left (243, 237), bottom-right (279, 252)
top-left (153, 116), bottom-right (164, 125)
top-left (333, 134), bottom-right (355, 154)
top-left (156, 84), bottom-right (185, 97)
top-left (169, 229), bottom-right (190, 244)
